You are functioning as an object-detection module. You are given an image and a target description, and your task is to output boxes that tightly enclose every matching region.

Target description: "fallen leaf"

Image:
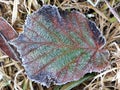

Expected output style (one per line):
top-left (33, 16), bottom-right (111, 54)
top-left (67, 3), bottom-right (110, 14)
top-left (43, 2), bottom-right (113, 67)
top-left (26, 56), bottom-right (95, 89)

top-left (0, 17), bottom-right (19, 61)
top-left (10, 5), bottom-right (110, 87)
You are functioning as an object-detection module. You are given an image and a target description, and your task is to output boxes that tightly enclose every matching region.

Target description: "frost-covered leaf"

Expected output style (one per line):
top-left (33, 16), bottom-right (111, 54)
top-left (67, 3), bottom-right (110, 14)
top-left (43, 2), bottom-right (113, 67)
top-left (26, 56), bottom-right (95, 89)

top-left (10, 5), bottom-right (110, 87)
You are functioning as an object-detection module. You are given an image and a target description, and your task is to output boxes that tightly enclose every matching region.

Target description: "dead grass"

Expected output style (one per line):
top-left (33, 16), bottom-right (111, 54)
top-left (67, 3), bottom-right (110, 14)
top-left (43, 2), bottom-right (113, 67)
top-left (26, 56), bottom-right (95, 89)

top-left (0, 0), bottom-right (120, 90)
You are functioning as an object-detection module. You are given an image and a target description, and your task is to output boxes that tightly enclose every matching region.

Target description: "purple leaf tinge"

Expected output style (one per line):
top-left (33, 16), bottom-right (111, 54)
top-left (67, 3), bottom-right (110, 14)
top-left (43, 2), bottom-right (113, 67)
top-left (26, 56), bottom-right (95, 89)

top-left (10, 5), bottom-right (110, 87)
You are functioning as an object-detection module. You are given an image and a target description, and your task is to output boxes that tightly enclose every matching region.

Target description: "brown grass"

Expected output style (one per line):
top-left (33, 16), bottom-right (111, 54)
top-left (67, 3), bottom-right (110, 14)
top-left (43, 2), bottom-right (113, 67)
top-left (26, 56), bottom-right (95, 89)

top-left (0, 0), bottom-right (120, 90)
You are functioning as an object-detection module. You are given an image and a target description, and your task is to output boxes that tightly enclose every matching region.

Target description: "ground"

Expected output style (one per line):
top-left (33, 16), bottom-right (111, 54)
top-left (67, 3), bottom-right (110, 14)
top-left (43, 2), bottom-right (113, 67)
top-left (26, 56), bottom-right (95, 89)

top-left (0, 0), bottom-right (120, 90)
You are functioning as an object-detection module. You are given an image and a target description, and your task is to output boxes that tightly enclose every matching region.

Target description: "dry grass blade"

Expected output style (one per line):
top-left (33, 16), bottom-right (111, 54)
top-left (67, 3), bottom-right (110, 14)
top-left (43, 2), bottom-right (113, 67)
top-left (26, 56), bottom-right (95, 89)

top-left (104, 0), bottom-right (120, 23)
top-left (32, 0), bottom-right (40, 10)
top-left (87, 0), bottom-right (100, 7)
top-left (60, 2), bottom-right (109, 20)
top-left (14, 69), bottom-right (24, 90)
top-left (12, 0), bottom-right (19, 25)
top-left (0, 55), bottom-right (8, 59)
top-left (0, 0), bottom-right (13, 5)
top-left (109, 42), bottom-right (120, 89)
top-left (0, 67), bottom-right (11, 89)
